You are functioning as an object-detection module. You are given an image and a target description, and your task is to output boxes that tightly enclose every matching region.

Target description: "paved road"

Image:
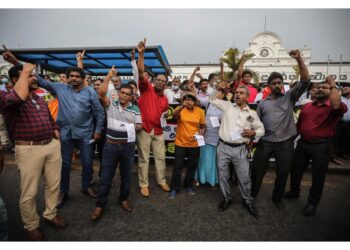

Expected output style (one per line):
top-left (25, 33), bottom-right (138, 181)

top-left (0, 153), bottom-right (350, 241)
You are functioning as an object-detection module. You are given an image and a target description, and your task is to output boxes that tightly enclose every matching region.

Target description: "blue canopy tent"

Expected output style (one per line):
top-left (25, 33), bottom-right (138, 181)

top-left (0, 46), bottom-right (172, 77)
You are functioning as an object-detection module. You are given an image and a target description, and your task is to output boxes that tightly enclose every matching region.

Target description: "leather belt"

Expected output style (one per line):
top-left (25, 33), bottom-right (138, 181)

top-left (107, 138), bottom-right (128, 144)
top-left (219, 139), bottom-right (246, 147)
top-left (15, 138), bottom-right (52, 146)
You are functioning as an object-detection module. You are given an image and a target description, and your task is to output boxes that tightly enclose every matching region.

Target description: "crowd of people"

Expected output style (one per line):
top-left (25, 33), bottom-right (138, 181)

top-left (0, 39), bottom-right (349, 241)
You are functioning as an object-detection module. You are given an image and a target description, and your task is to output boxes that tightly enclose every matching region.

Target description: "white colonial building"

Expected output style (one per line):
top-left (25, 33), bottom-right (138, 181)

top-left (168, 31), bottom-right (350, 84)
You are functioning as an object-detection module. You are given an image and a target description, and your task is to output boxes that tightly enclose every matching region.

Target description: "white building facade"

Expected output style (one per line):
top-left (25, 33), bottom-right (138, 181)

top-left (167, 31), bottom-right (350, 84)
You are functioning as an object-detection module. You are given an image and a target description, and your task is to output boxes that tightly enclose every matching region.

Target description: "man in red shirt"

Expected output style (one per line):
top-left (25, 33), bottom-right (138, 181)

top-left (234, 54), bottom-right (258, 103)
top-left (284, 76), bottom-right (347, 216)
top-left (136, 38), bottom-right (170, 197)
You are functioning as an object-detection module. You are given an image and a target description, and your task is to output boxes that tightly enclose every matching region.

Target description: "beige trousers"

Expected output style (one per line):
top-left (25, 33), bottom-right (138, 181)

top-left (15, 139), bottom-right (61, 231)
top-left (136, 129), bottom-right (167, 187)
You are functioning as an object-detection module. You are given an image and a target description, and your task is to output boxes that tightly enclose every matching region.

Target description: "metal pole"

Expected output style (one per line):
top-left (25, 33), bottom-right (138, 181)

top-left (338, 54), bottom-right (343, 81)
top-left (326, 55), bottom-right (330, 76)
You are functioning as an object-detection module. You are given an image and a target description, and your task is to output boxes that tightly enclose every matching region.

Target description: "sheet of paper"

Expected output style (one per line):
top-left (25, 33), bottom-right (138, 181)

top-left (124, 123), bottom-right (136, 143)
top-left (195, 134), bottom-right (205, 147)
top-left (230, 129), bottom-right (243, 142)
top-left (160, 111), bottom-right (168, 128)
top-left (210, 116), bottom-right (220, 127)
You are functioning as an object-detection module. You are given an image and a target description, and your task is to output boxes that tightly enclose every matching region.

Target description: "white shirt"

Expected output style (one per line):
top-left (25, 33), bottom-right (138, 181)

top-left (164, 88), bottom-right (182, 104)
top-left (210, 98), bottom-right (265, 143)
top-left (341, 96), bottom-right (350, 121)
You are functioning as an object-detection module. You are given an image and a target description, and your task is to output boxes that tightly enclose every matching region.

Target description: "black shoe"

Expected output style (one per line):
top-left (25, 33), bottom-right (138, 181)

top-left (303, 203), bottom-right (316, 216)
top-left (218, 199), bottom-right (232, 212)
top-left (245, 202), bottom-right (259, 218)
top-left (284, 191), bottom-right (300, 199)
top-left (272, 199), bottom-right (285, 210)
top-left (56, 192), bottom-right (68, 209)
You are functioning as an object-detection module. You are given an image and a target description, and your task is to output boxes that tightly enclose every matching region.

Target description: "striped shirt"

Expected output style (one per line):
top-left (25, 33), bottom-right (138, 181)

top-left (0, 90), bottom-right (58, 141)
top-left (106, 100), bottom-right (142, 140)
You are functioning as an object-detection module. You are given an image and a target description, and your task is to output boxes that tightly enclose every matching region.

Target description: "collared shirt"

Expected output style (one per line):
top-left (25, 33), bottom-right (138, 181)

top-left (164, 88), bottom-right (182, 104)
top-left (138, 78), bottom-right (168, 135)
top-left (0, 90), bottom-right (57, 141)
top-left (197, 89), bottom-right (209, 108)
top-left (210, 99), bottom-right (265, 143)
top-left (341, 96), bottom-right (350, 121)
top-left (105, 100), bottom-right (142, 140)
top-left (37, 76), bottom-right (105, 140)
top-left (256, 79), bottom-right (310, 142)
top-left (175, 106), bottom-right (206, 148)
top-left (298, 100), bottom-right (348, 141)
top-left (233, 81), bottom-right (258, 103)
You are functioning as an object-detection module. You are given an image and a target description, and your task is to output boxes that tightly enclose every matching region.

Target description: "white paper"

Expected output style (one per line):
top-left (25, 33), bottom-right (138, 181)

top-left (210, 116), bottom-right (220, 128)
top-left (160, 111), bottom-right (168, 128)
top-left (195, 134), bottom-right (205, 147)
top-left (230, 129), bottom-right (243, 142)
top-left (88, 139), bottom-right (95, 144)
top-left (124, 123), bottom-right (136, 143)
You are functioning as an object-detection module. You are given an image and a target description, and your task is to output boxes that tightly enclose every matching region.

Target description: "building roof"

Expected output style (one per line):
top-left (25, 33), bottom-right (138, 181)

top-left (0, 46), bottom-right (172, 76)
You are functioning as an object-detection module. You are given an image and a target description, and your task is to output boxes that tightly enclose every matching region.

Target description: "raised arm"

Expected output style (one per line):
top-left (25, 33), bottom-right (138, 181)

top-left (219, 59), bottom-right (225, 81)
top-left (235, 54), bottom-right (248, 86)
top-left (130, 49), bottom-right (139, 82)
top-left (327, 76), bottom-right (342, 110)
top-left (2, 45), bottom-right (20, 66)
top-left (136, 38), bottom-right (150, 93)
top-left (289, 49), bottom-right (309, 82)
top-left (99, 66), bottom-right (116, 108)
top-left (288, 49), bottom-right (311, 101)
top-left (14, 63), bottom-right (35, 100)
top-left (76, 50), bottom-right (85, 69)
top-left (189, 66), bottom-right (200, 83)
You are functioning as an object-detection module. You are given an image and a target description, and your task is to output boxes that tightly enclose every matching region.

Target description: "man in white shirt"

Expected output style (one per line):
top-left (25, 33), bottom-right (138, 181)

top-left (164, 77), bottom-right (182, 104)
top-left (210, 85), bottom-right (265, 218)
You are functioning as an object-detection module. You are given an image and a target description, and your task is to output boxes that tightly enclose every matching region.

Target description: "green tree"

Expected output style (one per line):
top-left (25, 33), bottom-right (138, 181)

top-left (219, 47), bottom-right (255, 82)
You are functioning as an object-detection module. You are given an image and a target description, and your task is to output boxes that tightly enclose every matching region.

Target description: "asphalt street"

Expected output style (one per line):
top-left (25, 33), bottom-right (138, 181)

top-left (0, 153), bottom-right (350, 241)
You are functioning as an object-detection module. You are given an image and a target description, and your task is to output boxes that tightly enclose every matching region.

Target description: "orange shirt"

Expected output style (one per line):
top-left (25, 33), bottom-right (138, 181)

top-left (175, 106), bottom-right (206, 148)
top-left (48, 98), bottom-right (59, 121)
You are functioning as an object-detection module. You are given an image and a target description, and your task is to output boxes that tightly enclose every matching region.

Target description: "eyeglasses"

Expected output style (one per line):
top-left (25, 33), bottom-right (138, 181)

top-left (31, 99), bottom-right (41, 111)
top-left (155, 78), bottom-right (166, 83)
top-left (119, 91), bottom-right (132, 96)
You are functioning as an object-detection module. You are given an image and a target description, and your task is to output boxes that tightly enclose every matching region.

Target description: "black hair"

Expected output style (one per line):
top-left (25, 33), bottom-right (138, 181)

top-left (183, 94), bottom-right (196, 102)
top-left (242, 70), bottom-right (252, 77)
top-left (119, 84), bottom-right (133, 92)
top-left (208, 73), bottom-right (217, 81)
top-left (199, 78), bottom-right (209, 85)
top-left (128, 81), bottom-right (137, 89)
top-left (65, 67), bottom-right (85, 79)
top-left (268, 72), bottom-right (283, 84)
top-left (155, 74), bottom-right (168, 83)
top-left (8, 64), bottom-right (23, 81)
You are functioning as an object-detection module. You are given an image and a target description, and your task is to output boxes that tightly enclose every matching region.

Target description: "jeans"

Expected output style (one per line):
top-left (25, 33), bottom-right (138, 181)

top-left (96, 141), bottom-right (135, 208)
top-left (170, 146), bottom-right (200, 192)
top-left (60, 138), bottom-right (94, 193)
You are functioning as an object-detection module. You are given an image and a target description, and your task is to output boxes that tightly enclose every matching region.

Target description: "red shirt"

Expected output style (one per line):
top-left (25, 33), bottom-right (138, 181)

top-left (138, 78), bottom-right (168, 135)
top-left (297, 100), bottom-right (348, 141)
top-left (234, 81), bottom-right (258, 103)
top-left (0, 90), bottom-right (58, 141)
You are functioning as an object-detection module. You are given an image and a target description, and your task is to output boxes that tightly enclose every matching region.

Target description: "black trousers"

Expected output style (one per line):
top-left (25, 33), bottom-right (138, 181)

top-left (251, 137), bottom-right (295, 201)
top-left (335, 121), bottom-right (350, 156)
top-left (289, 139), bottom-right (330, 206)
top-left (170, 146), bottom-right (200, 192)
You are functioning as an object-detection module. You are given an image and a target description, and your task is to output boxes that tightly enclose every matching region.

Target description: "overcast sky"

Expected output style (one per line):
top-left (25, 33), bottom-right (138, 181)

top-left (0, 9), bottom-right (349, 64)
